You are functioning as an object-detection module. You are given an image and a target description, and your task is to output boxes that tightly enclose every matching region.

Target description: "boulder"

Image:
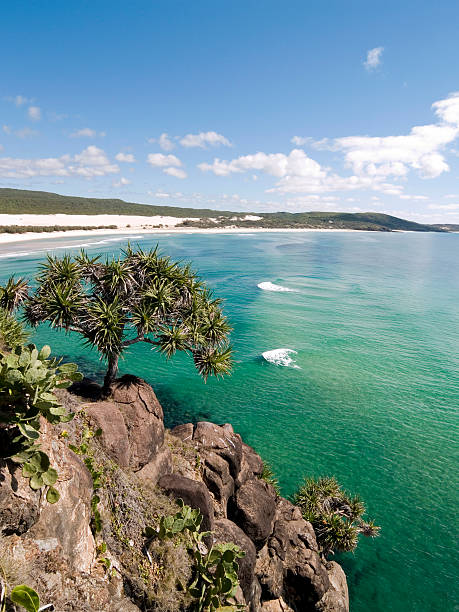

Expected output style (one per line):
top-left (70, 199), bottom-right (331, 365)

top-left (255, 499), bottom-right (329, 609)
top-left (315, 562), bottom-right (349, 612)
top-left (0, 459), bottom-right (41, 535)
top-left (260, 599), bottom-right (294, 612)
top-left (170, 422), bottom-right (194, 442)
top-left (193, 422), bottom-right (243, 479)
top-left (213, 518), bottom-right (258, 606)
top-left (236, 442), bottom-right (264, 487)
top-left (86, 376), bottom-right (165, 471)
top-left (203, 451), bottom-right (235, 516)
top-left (28, 421), bottom-right (96, 573)
top-left (158, 473), bottom-right (214, 532)
top-left (110, 375), bottom-right (165, 468)
top-left (85, 401), bottom-right (131, 468)
top-left (230, 478), bottom-right (277, 548)
top-left (136, 445), bottom-right (173, 487)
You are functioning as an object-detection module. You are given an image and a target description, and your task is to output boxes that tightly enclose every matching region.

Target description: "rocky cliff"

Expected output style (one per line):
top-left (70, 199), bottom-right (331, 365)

top-left (0, 375), bottom-right (348, 612)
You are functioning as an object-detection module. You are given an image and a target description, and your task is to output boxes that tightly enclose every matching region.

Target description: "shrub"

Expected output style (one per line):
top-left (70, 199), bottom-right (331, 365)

top-left (293, 476), bottom-right (380, 556)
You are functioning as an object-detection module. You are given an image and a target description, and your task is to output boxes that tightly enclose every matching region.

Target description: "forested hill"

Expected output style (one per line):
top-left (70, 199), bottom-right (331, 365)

top-left (0, 188), bottom-right (446, 232)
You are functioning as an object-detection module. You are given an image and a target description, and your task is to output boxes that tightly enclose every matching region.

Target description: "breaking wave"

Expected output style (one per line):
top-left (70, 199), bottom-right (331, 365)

top-left (262, 348), bottom-right (300, 368)
top-left (257, 281), bottom-right (294, 292)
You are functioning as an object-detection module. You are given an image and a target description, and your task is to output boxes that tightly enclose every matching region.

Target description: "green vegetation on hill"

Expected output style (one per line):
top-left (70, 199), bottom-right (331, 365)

top-left (0, 188), bottom-right (446, 232)
top-left (0, 224), bottom-right (117, 234)
top-left (0, 188), bottom-right (232, 218)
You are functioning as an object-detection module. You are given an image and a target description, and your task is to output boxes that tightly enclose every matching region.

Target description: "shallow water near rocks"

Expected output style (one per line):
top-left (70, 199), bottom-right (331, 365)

top-left (1, 230), bottom-right (458, 612)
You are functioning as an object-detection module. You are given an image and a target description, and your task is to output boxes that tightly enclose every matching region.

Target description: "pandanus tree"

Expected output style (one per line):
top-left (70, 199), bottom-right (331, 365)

top-left (293, 476), bottom-right (380, 555)
top-left (18, 246), bottom-right (232, 394)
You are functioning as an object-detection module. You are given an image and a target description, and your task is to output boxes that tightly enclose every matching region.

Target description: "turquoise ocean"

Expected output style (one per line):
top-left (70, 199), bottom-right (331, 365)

top-left (0, 230), bottom-right (457, 611)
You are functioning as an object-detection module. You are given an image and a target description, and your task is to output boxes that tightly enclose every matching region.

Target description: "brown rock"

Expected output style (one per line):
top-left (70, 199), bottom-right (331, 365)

top-left (255, 499), bottom-right (329, 609)
top-left (0, 459), bottom-right (40, 535)
top-left (86, 401), bottom-right (131, 468)
top-left (236, 442), bottom-right (264, 487)
top-left (170, 422), bottom-right (194, 442)
top-left (261, 599), bottom-right (294, 612)
top-left (158, 473), bottom-right (214, 532)
top-left (193, 421), bottom-right (243, 479)
top-left (87, 376), bottom-right (165, 471)
top-left (29, 424), bottom-right (96, 573)
top-left (136, 445), bottom-right (173, 487)
top-left (231, 478), bottom-right (277, 549)
top-left (203, 451), bottom-right (235, 516)
top-left (315, 562), bottom-right (349, 612)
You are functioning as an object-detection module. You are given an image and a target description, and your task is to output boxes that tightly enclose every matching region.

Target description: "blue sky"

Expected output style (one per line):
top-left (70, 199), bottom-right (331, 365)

top-left (2, 0), bottom-right (459, 222)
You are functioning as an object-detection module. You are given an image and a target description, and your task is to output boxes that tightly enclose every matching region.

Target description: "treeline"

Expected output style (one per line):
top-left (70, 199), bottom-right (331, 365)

top-left (0, 225), bottom-right (117, 234)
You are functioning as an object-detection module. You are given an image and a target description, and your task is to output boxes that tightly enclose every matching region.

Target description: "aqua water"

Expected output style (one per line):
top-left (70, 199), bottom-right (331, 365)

top-left (0, 231), bottom-right (457, 612)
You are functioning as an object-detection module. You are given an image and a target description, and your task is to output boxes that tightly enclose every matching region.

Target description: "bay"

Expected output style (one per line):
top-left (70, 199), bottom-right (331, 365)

top-left (1, 230), bottom-right (458, 611)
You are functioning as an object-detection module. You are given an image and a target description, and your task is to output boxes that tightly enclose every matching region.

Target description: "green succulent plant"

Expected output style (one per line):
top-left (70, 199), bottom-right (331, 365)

top-left (189, 542), bottom-right (245, 612)
top-left (0, 343), bottom-right (83, 503)
top-left (148, 501), bottom-right (245, 612)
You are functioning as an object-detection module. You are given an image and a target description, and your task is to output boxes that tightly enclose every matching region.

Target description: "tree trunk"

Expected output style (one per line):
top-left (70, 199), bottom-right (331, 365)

top-left (103, 353), bottom-right (119, 396)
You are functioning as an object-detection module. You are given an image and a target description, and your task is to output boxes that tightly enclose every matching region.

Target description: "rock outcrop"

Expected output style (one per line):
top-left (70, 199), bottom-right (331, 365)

top-left (0, 376), bottom-right (349, 612)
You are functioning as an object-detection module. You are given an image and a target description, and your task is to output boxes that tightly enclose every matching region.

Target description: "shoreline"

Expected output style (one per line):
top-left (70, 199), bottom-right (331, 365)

top-left (0, 225), bottom-right (381, 245)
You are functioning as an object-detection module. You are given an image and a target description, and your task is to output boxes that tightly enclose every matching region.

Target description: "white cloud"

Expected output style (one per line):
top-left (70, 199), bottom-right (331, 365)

top-left (163, 167), bottom-right (187, 179)
top-left (364, 47), bottom-right (384, 71)
top-left (153, 191), bottom-right (171, 198)
top-left (199, 148), bottom-right (404, 195)
top-left (428, 203), bottom-right (459, 210)
top-left (70, 128), bottom-right (106, 138)
top-left (159, 133), bottom-right (175, 151)
top-left (329, 92), bottom-right (459, 181)
top-left (115, 152), bottom-right (136, 162)
top-left (0, 146), bottom-right (119, 178)
top-left (200, 93), bottom-right (459, 196)
top-left (28, 106), bottom-right (41, 121)
top-left (399, 194), bottom-right (428, 200)
top-left (2, 125), bottom-right (12, 135)
top-left (147, 153), bottom-right (182, 168)
top-left (291, 136), bottom-right (311, 146)
top-left (180, 131), bottom-right (231, 148)
top-left (113, 176), bottom-right (131, 187)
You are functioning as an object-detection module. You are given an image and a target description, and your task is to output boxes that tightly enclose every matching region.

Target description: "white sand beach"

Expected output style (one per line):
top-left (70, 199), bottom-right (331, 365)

top-left (0, 213), bottom-right (366, 244)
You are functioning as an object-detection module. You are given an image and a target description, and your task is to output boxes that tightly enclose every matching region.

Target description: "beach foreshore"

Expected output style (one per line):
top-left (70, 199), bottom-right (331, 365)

top-left (0, 225), bottom-right (370, 245)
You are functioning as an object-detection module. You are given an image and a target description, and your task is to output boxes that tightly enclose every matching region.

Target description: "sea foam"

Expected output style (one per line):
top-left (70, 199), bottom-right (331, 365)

top-left (257, 281), bottom-right (294, 292)
top-left (262, 348), bottom-right (300, 368)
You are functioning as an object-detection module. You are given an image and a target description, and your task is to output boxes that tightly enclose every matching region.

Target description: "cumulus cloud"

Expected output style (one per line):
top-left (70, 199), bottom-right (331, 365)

top-left (364, 47), bottom-right (384, 71)
top-left (180, 131), bottom-right (231, 148)
top-left (113, 176), bottom-right (131, 187)
top-left (159, 133), bottom-right (175, 151)
top-left (115, 152), bottom-right (136, 162)
top-left (28, 106), bottom-right (41, 121)
top-left (331, 93), bottom-right (459, 180)
top-left (0, 146), bottom-right (119, 178)
top-left (163, 167), bottom-right (187, 179)
top-left (147, 153), bottom-right (182, 168)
